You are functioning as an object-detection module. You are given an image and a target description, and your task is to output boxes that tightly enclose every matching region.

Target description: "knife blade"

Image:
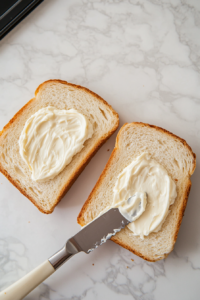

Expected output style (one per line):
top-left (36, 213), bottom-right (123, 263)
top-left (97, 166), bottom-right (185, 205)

top-left (48, 207), bottom-right (130, 269)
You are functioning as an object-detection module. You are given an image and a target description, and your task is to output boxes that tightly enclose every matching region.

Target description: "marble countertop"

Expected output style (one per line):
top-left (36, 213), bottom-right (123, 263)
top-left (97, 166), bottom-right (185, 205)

top-left (0, 0), bottom-right (200, 299)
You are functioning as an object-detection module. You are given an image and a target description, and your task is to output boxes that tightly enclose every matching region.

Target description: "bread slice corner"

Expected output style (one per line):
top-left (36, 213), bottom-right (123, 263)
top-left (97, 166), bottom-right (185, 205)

top-left (0, 80), bottom-right (119, 214)
top-left (77, 122), bottom-right (196, 261)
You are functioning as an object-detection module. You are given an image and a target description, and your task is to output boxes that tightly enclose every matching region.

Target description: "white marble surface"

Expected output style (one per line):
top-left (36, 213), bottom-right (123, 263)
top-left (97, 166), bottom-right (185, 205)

top-left (0, 0), bottom-right (200, 299)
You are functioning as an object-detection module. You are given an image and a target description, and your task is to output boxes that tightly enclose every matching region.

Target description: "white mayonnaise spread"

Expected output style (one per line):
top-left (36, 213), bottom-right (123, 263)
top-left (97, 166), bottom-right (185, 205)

top-left (19, 107), bottom-right (93, 182)
top-left (113, 153), bottom-right (177, 238)
top-left (93, 153), bottom-right (177, 239)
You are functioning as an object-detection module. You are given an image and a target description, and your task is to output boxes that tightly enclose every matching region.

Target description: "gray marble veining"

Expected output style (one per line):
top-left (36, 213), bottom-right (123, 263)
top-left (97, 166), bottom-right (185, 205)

top-left (0, 0), bottom-right (200, 299)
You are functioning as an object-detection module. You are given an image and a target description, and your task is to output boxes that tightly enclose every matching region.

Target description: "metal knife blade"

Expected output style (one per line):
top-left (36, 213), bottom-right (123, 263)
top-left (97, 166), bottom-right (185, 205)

top-left (72, 207), bottom-right (130, 253)
top-left (49, 208), bottom-right (130, 269)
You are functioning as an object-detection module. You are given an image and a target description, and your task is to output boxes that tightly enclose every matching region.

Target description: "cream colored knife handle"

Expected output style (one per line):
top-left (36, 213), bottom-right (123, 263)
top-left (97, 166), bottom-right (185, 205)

top-left (0, 243), bottom-right (76, 300)
top-left (0, 260), bottom-right (55, 300)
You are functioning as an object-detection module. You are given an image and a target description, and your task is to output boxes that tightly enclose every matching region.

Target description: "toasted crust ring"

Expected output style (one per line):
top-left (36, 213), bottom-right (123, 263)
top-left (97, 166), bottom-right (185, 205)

top-left (0, 80), bottom-right (119, 213)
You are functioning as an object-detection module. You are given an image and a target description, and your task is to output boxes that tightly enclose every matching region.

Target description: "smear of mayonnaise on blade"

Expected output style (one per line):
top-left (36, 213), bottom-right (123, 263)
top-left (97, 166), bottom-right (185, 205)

top-left (19, 107), bottom-right (93, 182)
top-left (116, 192), bottom-right (147, 222)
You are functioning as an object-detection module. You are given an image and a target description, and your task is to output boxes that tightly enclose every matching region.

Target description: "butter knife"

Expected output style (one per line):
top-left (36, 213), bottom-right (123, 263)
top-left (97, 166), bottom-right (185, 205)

top-left (0, 208), bottom-right (130, 300)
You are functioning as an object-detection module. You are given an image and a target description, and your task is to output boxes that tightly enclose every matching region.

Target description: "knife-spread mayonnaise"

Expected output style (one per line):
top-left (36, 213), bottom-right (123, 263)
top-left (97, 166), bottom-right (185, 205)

top-left (19, 107), bottom-right (93, 182)
top-left (94, 153), bottom-right (177, 239)
top-left (113, 153), bottom-right (177, 239)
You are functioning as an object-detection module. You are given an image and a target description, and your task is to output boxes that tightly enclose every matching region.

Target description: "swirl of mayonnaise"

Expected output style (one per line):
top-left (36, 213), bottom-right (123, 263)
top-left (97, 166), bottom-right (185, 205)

top-left (113, 153), bottom-right (177, 239)
top-left (19, 107), bottom-right (93, 182)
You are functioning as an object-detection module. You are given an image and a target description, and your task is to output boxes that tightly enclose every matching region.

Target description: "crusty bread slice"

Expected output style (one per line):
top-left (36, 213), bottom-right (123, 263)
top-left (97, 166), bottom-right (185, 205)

top-left (78, 123), bottom-right (196, 262)
top-left (0, 80), bottom-right (119, 214)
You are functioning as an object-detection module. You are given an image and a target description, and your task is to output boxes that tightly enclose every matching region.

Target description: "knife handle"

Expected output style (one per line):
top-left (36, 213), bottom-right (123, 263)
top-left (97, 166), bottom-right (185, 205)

top-left (0, 260), bottom-right (55, 300)
top-left (0, 244), bottom-right (76, 300)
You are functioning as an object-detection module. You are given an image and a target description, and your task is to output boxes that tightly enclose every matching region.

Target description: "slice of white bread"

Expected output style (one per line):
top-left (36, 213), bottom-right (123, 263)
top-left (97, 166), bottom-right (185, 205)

top-left (0, 80), bottom-right (119, 214)
top-left (78, 123), bottom-right (196, 261)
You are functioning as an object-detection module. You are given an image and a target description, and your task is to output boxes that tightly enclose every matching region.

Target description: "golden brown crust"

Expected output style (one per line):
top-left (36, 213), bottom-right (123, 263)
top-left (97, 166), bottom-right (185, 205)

top-left (173, 179), bottom-right (192, 244)
top-left (77, 122), bottom-right (196, 261)
top-left (0, 80), bottom-right (119, 214)
top-left (0, 97), bottom-right (35, 138)
top-left (0, 163), bottom-right (46, 213)
top-left (35, 79), bottom-right (119, 122)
